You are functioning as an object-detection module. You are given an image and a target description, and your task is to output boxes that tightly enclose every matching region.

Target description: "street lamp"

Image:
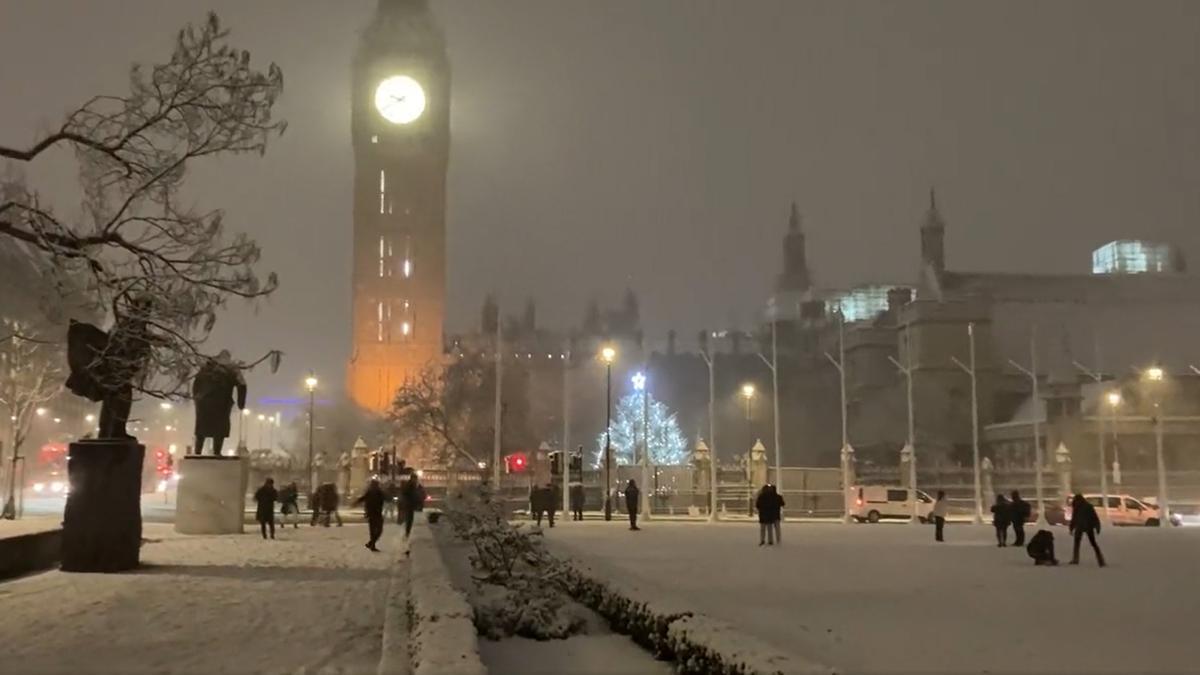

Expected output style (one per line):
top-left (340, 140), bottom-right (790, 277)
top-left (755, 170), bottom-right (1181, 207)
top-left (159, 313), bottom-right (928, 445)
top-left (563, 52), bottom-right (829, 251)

top-left (888, 324), bottom-right (918, 524)
top-left (1143, 366), bottom-right (1171, 527)
top-left (632, 370), bottom-right (651, 520)
top-left (35, 407), bottom-right (47, 417)
top-left (951, 323), bottom-right (984, 524)
top-left (741, 383), bottom-right (757, 515)
top-left (305, 374), bottom-right (318, 492)
top-left (1008, 329), bottom-right (1047, 528)
top-left (257, 413), bottom-right (266, 450)
top-left (1106, 390), bottom-right (1122, 502)
top-left (159, 402), bottom-right (173, 411)
top-left (824, 314), bottom-right (853, 524)
top-left (600, 345), bottom-right (616, 521)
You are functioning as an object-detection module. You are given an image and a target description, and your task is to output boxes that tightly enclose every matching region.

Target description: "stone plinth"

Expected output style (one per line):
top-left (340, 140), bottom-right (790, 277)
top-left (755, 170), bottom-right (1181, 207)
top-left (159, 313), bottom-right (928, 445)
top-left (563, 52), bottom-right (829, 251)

top-left (175, 455), bottom-right (248, 535)
top-left (62, 439), bottom-right (144, 573)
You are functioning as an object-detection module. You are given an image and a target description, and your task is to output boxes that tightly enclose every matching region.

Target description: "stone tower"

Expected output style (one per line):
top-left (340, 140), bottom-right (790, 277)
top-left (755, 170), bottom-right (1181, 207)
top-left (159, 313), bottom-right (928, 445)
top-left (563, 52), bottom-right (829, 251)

top-left (920, 188), bottom-right (946, 275)
top-left (348, 0), bottom-right (450, 412)
top-left (776, 202), bottom-right (811, 292)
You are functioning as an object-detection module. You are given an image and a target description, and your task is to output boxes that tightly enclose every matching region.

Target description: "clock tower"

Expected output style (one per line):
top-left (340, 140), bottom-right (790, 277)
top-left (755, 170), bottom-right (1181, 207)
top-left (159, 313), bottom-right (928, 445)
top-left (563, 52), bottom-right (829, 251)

top-left (348, 0), bottom-right (449, 412)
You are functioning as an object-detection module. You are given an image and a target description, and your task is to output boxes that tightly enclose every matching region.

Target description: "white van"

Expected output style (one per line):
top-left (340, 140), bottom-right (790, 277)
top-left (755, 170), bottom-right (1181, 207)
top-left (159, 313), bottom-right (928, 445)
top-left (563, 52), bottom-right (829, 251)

top-left (1068, 494), bottom-right (1182, 527)
top-left (848, 485), bottom-right (935, 523)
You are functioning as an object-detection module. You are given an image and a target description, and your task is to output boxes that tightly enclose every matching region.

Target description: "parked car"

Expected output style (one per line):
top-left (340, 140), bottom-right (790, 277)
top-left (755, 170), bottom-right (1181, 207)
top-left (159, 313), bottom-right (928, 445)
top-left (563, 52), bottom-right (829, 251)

top-left (848, 486), bottom-right (934, 523)
top-left (1066, 494), bottom-right (1183, 527)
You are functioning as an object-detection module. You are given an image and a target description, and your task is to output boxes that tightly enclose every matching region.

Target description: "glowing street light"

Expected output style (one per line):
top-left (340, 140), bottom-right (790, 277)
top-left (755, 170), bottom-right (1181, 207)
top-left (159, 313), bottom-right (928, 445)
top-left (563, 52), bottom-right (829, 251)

top-left (305, 372), bottom-right (318, 490)
top-left (35, 407), bottom-right (47, 417)
top-left (1146, 366), bottom-right (1165, 382)
top-left (159, 401), bottom-right (173, 411)
top-left (600, 345), bottom-right (616, 521)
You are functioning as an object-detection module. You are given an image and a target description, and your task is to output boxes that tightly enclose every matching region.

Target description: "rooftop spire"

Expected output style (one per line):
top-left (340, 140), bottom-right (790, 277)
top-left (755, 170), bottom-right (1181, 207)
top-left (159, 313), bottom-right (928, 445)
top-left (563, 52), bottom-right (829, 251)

top-left (929, 186), bottom-right (937, 211)
top-left (788, 201), bottom-right (801, 232)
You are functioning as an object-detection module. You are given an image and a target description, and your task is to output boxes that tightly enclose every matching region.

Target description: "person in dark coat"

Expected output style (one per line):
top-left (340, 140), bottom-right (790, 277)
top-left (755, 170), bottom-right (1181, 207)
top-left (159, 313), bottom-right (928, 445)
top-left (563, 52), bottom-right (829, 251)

top-left (569, 483), bottom-right (585, 521)
top-left (755, 484), bottom-right (785, 546)
top-left (1010, 490), bottom-right (1031, 546)
top-left (254, 478), bottom-right (277, 540)
top-left (1069, 493), bottom-right (1106, 567)
top-left (278, 481), bottom-right (300, 528)
top-left (398, 474), bottom-right (425, 539)
top-left (991, 494), bottom-right (1011, 547)
top-left (355, 479), bottom-right (387, 552)
top-left (545, 483), bottom-right (559, 528)
top-left (191, 350), bottom-right (247, 455)
top-left (624, 479), bottom-right (641, 530)
top-left (530, 485), bottom-right (548, 527)
top-left (310, 483), bottom-right (343, 527)
top-left (1027, 529), bottom-right (1058, 566)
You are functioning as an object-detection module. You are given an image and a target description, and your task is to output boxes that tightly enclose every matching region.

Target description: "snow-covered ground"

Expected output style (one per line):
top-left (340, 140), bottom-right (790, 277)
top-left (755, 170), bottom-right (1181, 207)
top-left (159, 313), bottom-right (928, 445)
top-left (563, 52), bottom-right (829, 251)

top-left (0, 522), bottom-right (402, 675)
top-left (546, 521), bottom-right (1200, 675)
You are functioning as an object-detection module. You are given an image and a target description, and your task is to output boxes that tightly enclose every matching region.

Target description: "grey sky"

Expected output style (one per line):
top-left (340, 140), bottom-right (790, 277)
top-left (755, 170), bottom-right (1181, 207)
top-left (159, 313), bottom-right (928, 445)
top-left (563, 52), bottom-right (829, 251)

top-left (2, 0), bottom-right (1198, 402)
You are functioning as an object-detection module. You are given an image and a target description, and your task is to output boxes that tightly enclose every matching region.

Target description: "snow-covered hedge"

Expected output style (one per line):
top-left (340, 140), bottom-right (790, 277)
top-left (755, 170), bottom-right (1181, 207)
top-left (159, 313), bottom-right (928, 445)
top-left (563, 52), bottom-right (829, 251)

top-left (406, 524), bottom-right (487, 675)
top-left (559, 554), bottom-right (834, 675)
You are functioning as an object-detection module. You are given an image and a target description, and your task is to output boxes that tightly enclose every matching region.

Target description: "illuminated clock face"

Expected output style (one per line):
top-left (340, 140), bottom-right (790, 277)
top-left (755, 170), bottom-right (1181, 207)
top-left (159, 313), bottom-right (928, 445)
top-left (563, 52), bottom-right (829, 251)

top-left (374, 75), bottom-right (426, 125)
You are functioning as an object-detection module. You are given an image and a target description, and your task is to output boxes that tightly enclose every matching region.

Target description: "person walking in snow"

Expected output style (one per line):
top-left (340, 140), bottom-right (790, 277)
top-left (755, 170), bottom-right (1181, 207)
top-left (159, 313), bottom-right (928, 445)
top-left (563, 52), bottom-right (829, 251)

top-left (254, 478), bottom-right (278, 540)
top-left (354, 478), bottom-right (387, 552)
top-left (755, 484), bottom-right (785, 546)
top-left (991, 494), bottom-right (1011, 547)
top-left (1068, 493), bottom-right (1106, 567)
top-left (624, 479), bottom-right (641, 530)
top-left (399, 473), bottom-right (425, 539)
top-left (931, 490), bottom-right (949, 542)
top-left (569, 483), bottom-right (584, 521)
top-left (278, 481), bottom-right (300, 529)
top-left (544, 483), bottom-right (558, 528)
top-left (1010, 490), bottom-right (1031, 546)
top-left (530, 485), bottom-right (548, 527)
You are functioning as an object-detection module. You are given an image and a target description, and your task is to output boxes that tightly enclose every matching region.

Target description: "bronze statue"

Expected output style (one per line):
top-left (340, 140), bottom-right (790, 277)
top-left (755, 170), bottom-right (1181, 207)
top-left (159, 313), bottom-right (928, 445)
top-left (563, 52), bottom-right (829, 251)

top-left (191, 350), bottom-right (247, 455)
top-left (65, 308), bottom-right (155, 440)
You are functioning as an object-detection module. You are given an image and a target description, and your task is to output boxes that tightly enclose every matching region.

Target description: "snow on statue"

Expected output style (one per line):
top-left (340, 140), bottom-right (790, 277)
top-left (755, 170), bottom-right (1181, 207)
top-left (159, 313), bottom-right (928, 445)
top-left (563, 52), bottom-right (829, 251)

top-left (595, 392), bottom-right (688, 466)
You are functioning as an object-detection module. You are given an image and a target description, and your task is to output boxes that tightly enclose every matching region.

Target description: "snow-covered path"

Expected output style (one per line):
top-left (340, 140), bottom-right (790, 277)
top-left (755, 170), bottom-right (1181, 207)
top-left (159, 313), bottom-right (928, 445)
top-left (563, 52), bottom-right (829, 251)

top-left (0, 522), bottom-right (402, 675)
top-left (546, 521), bottom-right (1200, 674)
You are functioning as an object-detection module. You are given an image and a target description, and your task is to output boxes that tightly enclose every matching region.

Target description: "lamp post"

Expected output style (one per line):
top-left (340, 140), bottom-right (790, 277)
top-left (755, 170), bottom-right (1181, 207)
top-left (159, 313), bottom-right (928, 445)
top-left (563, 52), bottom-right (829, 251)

top-left (305, 374), bottom-right (318, 492)
top-left (600, 345), bottom-right (616, 521)
top-left (824, 315), bottom-right (853, 524)
top-left (562, 349), bottom-right (571, 515)
top-left (950, 322), bottom-right (984, 524)
top-left (700, 334), bottom-right (718, 522)
top-left (1107, 391), bottom-right (1122, 488)
top-left (757, 320), bottom-right (782, 492)
top-left (1008, 330), bottom-right (1046, 528)
top-left (741, 383), bottom-right (756, 515)
top-left (1145, 366), bottom-right (1172, 527)
top-left (256, 413), bottom-right (266, 450)
top-left (239, 408), bottom-right (250, 452)
top-left (1073, 360), bottom-right (1111, 525)
top-left (632, 371), bottom-right (651, 520)
top-left (888, 324), bottom-right (918, 525)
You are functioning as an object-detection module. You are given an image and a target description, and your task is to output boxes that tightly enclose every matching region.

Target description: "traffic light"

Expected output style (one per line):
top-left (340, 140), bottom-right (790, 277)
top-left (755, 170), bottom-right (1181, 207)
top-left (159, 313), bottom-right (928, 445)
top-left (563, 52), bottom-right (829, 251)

top-left (505, 453), bottom-right (528, 474)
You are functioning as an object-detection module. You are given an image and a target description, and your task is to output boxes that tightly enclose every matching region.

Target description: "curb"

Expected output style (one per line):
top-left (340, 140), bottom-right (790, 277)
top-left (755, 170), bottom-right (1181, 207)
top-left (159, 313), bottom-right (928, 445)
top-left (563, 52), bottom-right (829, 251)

top-left (558, 551), bottom-right (836, 675)
top-left (0, 528), bottom-right (62, 580)
top-left (377, 546), bottom-right (411, 675)
top-left (405, 522), bottom-right (486, 675)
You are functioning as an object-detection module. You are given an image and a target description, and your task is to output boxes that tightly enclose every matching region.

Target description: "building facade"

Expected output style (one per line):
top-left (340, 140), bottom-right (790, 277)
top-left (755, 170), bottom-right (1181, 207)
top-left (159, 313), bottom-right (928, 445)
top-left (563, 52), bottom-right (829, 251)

top-left (348, 0), bottom-right (450, 412)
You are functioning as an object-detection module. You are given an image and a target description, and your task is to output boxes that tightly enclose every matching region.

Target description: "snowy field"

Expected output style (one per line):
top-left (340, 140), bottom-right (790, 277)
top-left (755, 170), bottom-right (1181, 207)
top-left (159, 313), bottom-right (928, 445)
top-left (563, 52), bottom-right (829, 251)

top-left (0, 522), bottom-right (400, 675)
top-left (545, 520), bottom-right (1200, 675)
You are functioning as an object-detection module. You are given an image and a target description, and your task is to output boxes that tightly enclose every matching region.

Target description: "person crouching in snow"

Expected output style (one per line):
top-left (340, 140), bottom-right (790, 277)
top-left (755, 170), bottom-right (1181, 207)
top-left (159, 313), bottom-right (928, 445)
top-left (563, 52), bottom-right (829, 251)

top-left (254, 478), bottom-right (277, 540)
top-left (931, 490), bottom-right (948, 542)
top-left (755, 484), bottom-right (785, 546)
top-left (1026, 529), bottom-right (1058, 566)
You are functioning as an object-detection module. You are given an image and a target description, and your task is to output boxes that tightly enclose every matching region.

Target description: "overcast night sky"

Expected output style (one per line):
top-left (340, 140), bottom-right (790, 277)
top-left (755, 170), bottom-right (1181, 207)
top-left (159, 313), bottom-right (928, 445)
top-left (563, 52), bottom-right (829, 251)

top-left (2, 0), bottom-right (1199, 401)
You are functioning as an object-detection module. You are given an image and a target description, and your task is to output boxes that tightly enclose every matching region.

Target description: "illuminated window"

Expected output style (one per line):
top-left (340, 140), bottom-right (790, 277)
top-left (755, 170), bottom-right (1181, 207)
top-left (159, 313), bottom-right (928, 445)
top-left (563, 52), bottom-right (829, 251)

top-left (379, 170), bottom-right (386, 214)
top-left (378, 236), bottom-right (395, 278)
top-left (825, 285), bottom-right (902, 323)
top-left (402, 259), bottom-right (412, 278)
top-left (370, 135), bottom-right (378, 144)
top-left (1092, 240), bottom-right (1182, 274)
top-left (376, 301), bottom-right (385, 342)
top-left (401, 321), bottom-right (412, 337)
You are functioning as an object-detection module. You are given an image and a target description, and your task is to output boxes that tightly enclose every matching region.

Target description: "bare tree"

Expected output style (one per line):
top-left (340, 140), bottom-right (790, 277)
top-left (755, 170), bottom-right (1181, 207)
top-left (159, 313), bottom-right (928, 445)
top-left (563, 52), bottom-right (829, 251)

top-left (0, 320), bottom-right (64, 518)
top-left (0, 12), bottom-right (285, 398)
top-left (390, 367), bottom-right (484, 469)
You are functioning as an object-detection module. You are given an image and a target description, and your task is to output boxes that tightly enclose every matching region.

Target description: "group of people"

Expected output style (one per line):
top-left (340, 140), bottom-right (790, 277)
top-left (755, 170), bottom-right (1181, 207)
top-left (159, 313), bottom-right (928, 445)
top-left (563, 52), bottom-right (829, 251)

top-left (990, 490), bottom-right (1106, 567)
top-left (251, 474), bottom-right (426, 552)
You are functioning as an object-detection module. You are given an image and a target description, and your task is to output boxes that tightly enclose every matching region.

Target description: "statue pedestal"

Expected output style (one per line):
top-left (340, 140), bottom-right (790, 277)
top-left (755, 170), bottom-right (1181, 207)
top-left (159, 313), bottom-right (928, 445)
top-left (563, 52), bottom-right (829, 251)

top-left (62, 439), bottom-right (145, 573)
top-left (175, 456), bottom-right (249, 535)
